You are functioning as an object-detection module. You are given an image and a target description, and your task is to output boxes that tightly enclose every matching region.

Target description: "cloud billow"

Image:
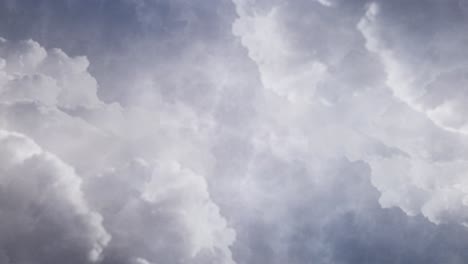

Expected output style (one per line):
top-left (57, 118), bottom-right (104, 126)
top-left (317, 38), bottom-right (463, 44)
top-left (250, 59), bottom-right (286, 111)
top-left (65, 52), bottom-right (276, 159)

top-left (1, 1), bottom-right (468, 264)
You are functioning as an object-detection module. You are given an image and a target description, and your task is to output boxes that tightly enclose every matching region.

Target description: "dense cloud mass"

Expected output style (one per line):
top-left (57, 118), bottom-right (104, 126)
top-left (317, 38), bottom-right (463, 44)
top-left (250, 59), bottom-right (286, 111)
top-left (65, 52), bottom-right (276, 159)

top-left (0, 35), bottom-right (235, 264)
top-left (1, 0), bottom-right (468, 264)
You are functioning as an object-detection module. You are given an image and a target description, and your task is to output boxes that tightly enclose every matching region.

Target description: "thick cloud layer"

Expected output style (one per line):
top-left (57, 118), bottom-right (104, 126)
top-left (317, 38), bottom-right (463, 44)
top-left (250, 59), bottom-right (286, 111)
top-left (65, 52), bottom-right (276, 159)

top-left (1, 1), bottom-right (468, 264)
top-left (0, 37), bottom-right (236, 264)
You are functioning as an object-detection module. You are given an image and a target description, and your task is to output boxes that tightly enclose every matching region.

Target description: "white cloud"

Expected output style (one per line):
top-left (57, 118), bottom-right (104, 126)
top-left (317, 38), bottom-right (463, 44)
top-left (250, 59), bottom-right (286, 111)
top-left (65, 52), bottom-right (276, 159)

top-left (358, 1), bottom-right (468, 133)
top-left (232, 0), bottom-right (468, 236)
top-left (357, 1), bottom-right (468, 227)
top-left (0, 38), bottom-right (236, 264)
top-left (316, 0), bottom-right (333, 7)
top-left (0, 130), bottom-right (110, 263)
top-left (232, 5), bottom-right (328, 103)
top-left (2, 1), bottom-right (468, 263)
top-left (0, 38), bottom-right (100, 108)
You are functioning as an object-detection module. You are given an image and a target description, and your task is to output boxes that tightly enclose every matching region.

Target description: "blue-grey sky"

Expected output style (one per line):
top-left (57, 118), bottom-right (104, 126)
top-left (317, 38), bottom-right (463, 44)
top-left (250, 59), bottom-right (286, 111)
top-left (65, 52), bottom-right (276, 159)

top-left (1, 1), bottom-right (468, 264)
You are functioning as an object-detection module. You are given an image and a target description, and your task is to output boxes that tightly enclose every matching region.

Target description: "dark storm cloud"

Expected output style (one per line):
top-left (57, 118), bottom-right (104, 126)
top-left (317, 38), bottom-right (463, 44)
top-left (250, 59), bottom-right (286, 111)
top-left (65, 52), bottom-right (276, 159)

top-left (2, 1), bottom-right (468, 264)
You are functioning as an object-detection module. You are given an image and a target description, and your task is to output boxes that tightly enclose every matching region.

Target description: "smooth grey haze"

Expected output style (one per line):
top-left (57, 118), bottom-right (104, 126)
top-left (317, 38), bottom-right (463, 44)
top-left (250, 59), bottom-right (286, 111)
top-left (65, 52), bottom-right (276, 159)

top-left (1, 0), bottom-right (468, 264)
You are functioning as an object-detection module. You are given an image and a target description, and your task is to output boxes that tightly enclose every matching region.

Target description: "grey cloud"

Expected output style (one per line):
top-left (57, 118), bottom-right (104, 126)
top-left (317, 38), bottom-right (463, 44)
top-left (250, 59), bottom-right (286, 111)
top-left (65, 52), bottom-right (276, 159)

top-left (228, 152), bottom-right (468, 264)
top-left (355, 0), bottom-right (468, 228)
top-left (0, 37), bottom-right (236, 264)
top-left (0, 0), bottom-right (239, 105)
top-left (359, 0), bottom-right (468, 132)
top-left (86, 159), bottom-right (236, 264)
top-left (0, 130), bottom-right (110, 264)
top-left (2, 1), bottom-right (468, 264)
top-left (228, 0), bottom-right (468, 263)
